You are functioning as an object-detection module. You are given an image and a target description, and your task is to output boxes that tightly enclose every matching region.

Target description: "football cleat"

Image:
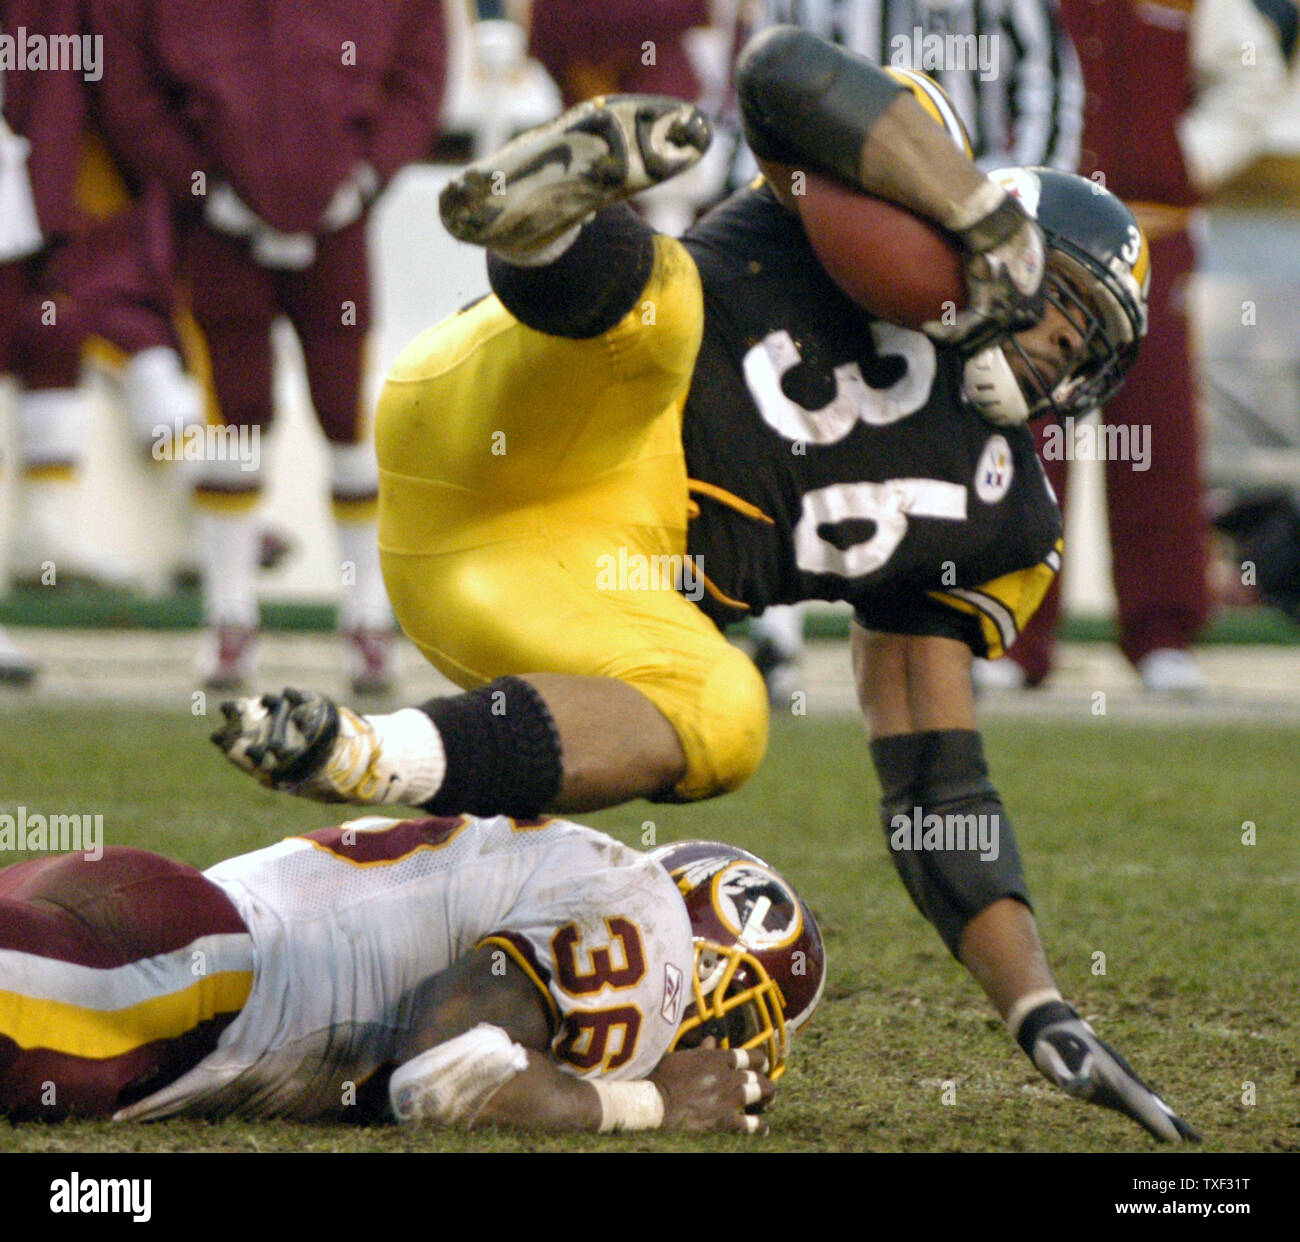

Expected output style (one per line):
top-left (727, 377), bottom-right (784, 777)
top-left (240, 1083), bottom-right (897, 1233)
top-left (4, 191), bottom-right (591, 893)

top-left (439, 94), bottom-right (713, 258)
top-left (198, 625), bottom-right (259, 692)
top-left (970, 655), bottom-right (1028, 693)
top-left (1138, 648), bottom-right (1207, 696)
top-left (0, 627), bottom-right (38, 687)
top-left (345, 628), bottom-right (397, 697)
top-left (211, 687), bottom-right (413, 804)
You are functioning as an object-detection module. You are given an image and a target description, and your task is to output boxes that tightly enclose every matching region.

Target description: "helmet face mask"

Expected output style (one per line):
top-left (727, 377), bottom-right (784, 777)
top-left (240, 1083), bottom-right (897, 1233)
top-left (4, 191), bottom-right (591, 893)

top-left (979, 167), bottom-right (1151, 423)
top-left (673, 938), bottom-right (789, 1074)
top-left (1004, 253), bottom-right (1134, 420)
top-left (649, 841), bottom-right (825, 1081)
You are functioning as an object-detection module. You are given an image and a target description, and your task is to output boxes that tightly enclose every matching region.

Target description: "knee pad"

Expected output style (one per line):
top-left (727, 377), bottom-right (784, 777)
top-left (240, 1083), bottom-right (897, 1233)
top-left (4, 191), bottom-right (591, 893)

top-left (870, 730), bottom-right (1031, 955)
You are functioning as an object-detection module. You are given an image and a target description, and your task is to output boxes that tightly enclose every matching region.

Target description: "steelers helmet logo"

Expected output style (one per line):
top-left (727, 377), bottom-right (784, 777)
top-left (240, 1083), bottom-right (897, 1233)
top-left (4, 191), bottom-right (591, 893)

top-left (711, 863), bottom-right (803, 951)
top-left (991, 167), bottom-right (1042, 219)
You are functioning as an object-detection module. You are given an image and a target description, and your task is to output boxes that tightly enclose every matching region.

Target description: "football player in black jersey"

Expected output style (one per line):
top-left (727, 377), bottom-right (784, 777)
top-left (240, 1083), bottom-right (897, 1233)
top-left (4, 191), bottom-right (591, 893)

top-left (213, 27), bottom-right (1197, 1143)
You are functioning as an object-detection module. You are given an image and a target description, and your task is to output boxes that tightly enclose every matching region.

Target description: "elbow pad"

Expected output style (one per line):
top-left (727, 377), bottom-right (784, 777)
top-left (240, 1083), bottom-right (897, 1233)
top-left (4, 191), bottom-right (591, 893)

top-left (736, 25), bottom-right (904, 183)
top-left (869, 730), bottom-right (1031, 955)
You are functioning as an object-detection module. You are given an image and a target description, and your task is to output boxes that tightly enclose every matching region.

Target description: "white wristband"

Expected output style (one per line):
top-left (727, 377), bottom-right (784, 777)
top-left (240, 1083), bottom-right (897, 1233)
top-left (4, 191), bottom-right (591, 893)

top-left (1005, 988), bottom-right (1064, 1042)
top-left (592, 1080), bottom-right (666, 1132)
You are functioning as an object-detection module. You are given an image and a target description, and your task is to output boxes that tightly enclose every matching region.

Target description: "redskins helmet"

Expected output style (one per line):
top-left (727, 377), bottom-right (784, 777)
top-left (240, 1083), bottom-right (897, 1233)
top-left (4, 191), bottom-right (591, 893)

top-left (963, 167), bottom-right (1151, 425)
top-left (650, 840), bottom-right (825, 1080)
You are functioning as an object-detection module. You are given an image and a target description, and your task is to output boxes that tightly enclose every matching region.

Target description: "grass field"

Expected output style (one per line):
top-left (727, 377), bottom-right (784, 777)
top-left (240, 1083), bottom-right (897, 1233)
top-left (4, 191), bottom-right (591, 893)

top-left (1, 701), bottom-right (1296, 1154)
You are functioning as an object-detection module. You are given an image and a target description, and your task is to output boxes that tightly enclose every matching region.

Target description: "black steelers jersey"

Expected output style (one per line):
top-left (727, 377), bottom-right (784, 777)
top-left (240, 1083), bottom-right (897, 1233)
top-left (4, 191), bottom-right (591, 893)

top-left (677, 182), bottom-right (1063, 657)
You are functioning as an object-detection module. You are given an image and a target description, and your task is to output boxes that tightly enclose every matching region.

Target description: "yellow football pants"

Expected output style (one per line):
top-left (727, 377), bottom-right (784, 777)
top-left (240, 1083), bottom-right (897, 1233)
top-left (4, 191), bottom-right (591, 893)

top-left (376, 236), bottom-right (769, 800)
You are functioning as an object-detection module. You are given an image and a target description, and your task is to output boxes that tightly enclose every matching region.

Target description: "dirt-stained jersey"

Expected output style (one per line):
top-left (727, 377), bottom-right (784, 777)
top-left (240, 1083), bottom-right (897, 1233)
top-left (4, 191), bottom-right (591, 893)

top-left (679, 183), bottom-right (1063, 656)
top-left (116, 815), bottom-right (694, 1121)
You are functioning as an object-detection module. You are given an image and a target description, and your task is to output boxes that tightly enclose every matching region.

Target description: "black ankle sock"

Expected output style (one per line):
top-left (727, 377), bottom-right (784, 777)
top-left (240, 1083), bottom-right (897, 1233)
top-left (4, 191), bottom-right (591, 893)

top-left (417, 677), bottom-right (563, 818)
top-left (487, 203), bottom-right (656, 339)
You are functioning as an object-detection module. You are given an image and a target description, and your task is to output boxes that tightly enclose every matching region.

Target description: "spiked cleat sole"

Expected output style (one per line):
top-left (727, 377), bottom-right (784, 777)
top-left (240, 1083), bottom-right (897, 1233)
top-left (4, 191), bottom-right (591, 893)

top-left (440, 95), bottom-right (712, 256)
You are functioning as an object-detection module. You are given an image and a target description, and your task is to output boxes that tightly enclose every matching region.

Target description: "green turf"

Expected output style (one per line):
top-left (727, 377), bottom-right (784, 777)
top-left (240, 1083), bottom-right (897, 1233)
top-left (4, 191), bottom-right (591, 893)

top-left (1, 704), bottom-right (1295, 1153)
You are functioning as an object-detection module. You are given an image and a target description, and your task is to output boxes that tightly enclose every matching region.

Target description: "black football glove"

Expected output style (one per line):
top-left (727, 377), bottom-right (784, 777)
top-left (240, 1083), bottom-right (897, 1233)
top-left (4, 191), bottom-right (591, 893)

top-left (1018, 1000), bottom-right (1200, 1143)
top-left (211, 687), bottom-right (393, 803)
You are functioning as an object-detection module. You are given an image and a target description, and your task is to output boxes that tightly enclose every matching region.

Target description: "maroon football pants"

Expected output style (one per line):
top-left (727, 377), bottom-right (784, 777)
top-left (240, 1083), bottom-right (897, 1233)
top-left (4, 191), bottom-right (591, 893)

top-left (1010, 228), bottom-right (1210, 682)
top-left (0, 848), bottom-right (248, 1120)
top-left (0, 257), bottom-right (82, 389)
top-left (184, 220), bottom-right (372, 450)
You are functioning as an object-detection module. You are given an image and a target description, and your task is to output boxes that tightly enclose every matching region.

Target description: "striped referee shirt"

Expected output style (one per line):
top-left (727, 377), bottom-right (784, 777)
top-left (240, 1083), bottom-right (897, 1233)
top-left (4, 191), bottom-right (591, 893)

top-left (759, 0), bottom-right (1083, 171)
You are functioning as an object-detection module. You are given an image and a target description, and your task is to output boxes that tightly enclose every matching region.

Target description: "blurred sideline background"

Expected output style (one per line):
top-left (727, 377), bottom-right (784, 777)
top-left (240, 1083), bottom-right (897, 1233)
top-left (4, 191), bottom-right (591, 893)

top-left (4, 1), bottom-right (1300, 703)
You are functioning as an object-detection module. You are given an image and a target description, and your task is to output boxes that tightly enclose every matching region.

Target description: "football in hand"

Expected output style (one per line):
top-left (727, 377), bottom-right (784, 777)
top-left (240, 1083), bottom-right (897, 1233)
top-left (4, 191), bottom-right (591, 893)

top-left (761, 161), bottom-right (968, 330)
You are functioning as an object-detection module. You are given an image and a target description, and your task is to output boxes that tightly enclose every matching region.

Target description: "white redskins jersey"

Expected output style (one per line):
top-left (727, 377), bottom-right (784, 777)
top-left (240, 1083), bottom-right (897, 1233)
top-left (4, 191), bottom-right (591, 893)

top-left (116, 815), bottom-right (695, 1121)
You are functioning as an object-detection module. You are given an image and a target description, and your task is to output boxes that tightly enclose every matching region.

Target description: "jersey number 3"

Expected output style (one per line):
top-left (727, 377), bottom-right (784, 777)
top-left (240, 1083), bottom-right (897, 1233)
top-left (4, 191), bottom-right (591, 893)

top-left (551, 918), bottom-right (646, 1073)
top-left (743, 325), bottom-right (966, 578)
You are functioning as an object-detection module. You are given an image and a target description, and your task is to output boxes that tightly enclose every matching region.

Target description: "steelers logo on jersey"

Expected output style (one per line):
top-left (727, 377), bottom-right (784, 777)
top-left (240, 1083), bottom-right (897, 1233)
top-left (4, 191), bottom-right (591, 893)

top-left (975, 434), bottom-right (1014, 504)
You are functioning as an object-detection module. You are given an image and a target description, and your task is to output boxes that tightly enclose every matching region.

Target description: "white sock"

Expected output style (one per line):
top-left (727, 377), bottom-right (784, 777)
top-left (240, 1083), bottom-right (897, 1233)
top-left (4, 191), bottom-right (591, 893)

top-left (16, 391), bottom-right (89, 570)
top-left (195, 506), bottom-right (260, 629)
top-left (18, 473), bottom-right (79, 552)
top-left (364, 708), bottom-right (447, 804)
top-left (328, 440), bottom-right (378, 497)
top-left (18, 388), bottom-right (87, 466)
top-left (337, 518), bottom-right (393, 632)
top-left (152, 454), bottom-right (197, 534)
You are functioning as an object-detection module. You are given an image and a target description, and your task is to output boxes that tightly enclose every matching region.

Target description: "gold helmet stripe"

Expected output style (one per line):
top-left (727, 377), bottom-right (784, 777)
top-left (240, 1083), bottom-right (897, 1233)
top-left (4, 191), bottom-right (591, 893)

top-left (885, 66), bottom-right (974, 158)
top-left (1131, 227), bottom-right (1152, 294)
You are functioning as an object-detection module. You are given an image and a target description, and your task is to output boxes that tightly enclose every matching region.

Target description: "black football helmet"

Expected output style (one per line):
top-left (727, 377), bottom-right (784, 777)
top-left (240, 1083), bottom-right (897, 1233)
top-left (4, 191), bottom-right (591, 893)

top-left (962, 167), bottom-right (1151, 425)
top-left (650, 840), bottom-right (825, 1080)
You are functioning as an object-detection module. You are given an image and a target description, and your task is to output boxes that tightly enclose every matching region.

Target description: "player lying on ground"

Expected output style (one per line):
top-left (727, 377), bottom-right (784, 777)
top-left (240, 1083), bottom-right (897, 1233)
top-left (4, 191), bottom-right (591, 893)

top-left (215, 27), bottom-right (1196, 1142)
top-left (0, 817), bottom-right (821, 1130)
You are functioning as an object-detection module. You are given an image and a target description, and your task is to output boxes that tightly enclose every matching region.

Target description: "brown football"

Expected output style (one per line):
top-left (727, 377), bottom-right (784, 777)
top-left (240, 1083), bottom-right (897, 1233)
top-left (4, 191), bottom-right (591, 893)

top-left (764, 162), bottom-right (968, 329)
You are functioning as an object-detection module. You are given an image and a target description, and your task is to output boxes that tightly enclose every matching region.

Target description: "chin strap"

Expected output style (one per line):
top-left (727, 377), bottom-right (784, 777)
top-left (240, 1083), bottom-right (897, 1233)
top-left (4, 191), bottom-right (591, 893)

top-left (961, 346), bottom-right (1030, 427)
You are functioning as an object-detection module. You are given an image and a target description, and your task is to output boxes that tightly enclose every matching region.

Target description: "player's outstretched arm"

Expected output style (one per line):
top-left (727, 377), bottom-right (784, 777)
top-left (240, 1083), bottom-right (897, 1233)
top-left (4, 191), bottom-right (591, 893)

top-left (959, 901), bottom-right (1200, 1143)
top-left (852, 625), bottom-right (1199, 1143)
top-left (460, 1042), bottom-right (773, 1135)
top-left (1009, 996), bottom-right (1200, 1143)
top-left (388, 946), bottom-right (773, 1134)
